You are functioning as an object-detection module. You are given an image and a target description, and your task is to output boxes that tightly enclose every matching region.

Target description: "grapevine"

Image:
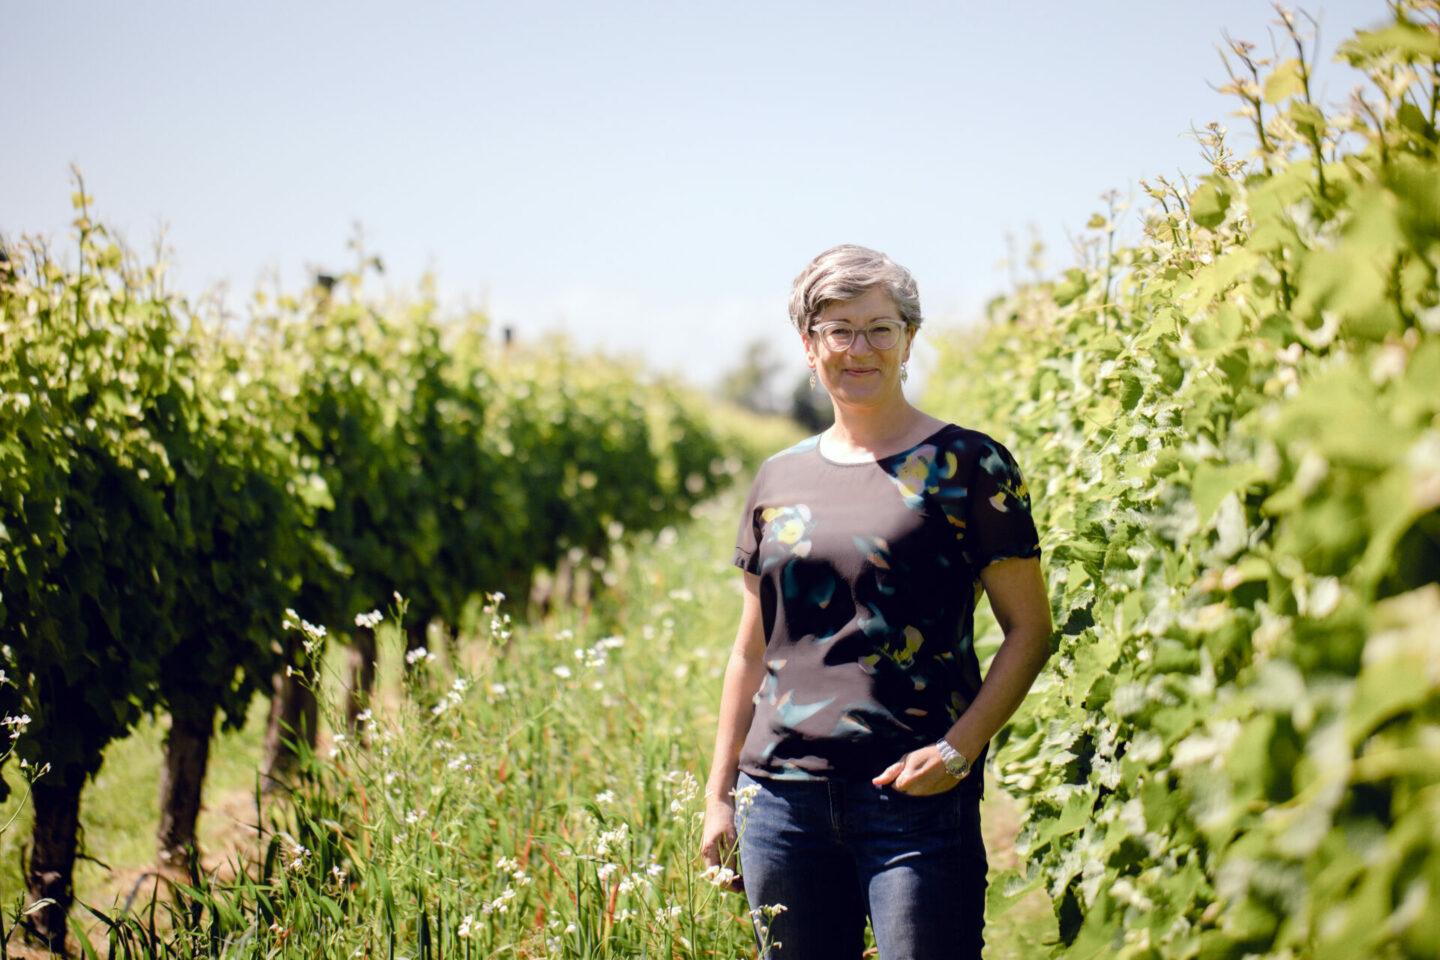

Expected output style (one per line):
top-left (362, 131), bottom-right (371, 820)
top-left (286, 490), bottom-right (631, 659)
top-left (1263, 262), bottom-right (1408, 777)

top-left (927, 6), bottom-right (1440, 957)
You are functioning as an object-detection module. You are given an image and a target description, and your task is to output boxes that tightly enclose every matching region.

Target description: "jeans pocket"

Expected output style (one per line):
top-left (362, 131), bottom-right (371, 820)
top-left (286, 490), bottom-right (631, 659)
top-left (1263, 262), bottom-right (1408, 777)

top-left (908, 789), bottom-right (967, 835)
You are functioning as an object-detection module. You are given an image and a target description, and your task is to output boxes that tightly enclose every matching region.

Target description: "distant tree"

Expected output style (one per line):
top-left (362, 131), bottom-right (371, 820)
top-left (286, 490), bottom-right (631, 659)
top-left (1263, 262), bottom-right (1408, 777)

top-left (718, 338), bottom-right (784, 415)
top-left (789, 371), bottom-right (834, 433)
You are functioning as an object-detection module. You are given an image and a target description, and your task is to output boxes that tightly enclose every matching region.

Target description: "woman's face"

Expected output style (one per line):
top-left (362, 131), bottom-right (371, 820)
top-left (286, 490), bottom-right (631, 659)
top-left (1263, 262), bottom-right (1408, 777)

top-left (803, 286), bottom-right (912, 406)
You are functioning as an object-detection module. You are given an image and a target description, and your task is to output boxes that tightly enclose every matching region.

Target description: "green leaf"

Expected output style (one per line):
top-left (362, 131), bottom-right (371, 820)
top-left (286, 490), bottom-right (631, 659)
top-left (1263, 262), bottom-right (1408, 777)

top-left (986, 867), bottom-right (1046, 919)
top-left (1191, 461), bottom-right (1266, 525)
top-left (1269, 365), bottom-right (1406, 469)
top-left (1190, 180), bottom-right (1232, 229)
top-left (1263, 59), bottom-right (1307, 104)
top-left (1184, 250), bottom-right (1262, 314)
top-left (1344, 22), bottom-right (1440, 62)
top-left (1191, 302), bottom-right (1247, 351)
top-left (1396, 101), bottom-right (1432, 141)
top-left (1054, 268), bottom-right (1091, 307)
top-left (1391, 155), bottom-right (1440, 245)
top-left (318, 894), bottom-right (345, 924)
top-left (1054, 790), bottom-right (1097, 838)
top-left (1348, 658), bottom-right (1432, 746)
top-left (1290, 100), bottom-right (1326, 139)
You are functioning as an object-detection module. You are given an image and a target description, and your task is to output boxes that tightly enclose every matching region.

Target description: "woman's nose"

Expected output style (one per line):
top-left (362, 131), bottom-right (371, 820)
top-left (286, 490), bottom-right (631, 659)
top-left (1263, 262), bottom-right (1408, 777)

top-left (846, 334), bottom-right (876, 356)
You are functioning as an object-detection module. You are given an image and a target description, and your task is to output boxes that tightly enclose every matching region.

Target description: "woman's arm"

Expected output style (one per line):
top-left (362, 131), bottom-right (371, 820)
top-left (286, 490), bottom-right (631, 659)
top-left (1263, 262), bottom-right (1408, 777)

top-left (700, 572), bottom-right (767, 890)
top-left (873, 555), bottom-right (1053, 795)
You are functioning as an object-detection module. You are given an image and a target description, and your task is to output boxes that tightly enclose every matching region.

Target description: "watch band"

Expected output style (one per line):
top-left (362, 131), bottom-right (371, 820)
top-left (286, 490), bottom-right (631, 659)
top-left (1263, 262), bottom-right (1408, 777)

top-left (935, 738), bottom-right (971, 780)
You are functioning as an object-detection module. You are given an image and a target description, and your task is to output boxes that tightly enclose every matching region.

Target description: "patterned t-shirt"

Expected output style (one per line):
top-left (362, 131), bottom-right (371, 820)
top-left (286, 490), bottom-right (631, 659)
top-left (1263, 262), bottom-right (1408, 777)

top-left (732, 424), bottom-right (1040, 792)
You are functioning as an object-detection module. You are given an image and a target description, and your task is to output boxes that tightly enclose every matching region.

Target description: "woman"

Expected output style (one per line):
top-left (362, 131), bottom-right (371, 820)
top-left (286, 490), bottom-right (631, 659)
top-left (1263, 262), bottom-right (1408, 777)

top-left (701, 245), bottom-right (1053, 959)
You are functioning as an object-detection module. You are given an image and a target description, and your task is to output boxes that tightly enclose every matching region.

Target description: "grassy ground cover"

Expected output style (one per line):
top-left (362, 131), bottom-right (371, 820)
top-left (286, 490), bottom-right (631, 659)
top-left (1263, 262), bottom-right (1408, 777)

top-left (2, 463), bottom-right (1056, 958)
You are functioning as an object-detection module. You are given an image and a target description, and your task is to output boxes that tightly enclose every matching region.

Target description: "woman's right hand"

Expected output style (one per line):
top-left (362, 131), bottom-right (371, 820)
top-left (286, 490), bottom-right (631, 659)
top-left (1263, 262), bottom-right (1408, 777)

top-left (700, 796), bottom-right (744, 892)
top-left (701, 573), bottom-right (765, 894)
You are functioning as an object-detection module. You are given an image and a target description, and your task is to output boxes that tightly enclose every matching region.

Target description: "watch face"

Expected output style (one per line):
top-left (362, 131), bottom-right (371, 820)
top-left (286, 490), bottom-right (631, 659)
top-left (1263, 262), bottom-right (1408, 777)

top-left (944, 753), bottom-right (969, 778)
top-left (937, 739), bottom-right (968, 778)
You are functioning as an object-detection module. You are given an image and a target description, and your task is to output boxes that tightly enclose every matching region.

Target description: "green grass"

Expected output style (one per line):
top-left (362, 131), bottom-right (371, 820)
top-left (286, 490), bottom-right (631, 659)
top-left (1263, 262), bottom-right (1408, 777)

top-left (2, 480), bottom-right (1057, 958)
top-left (0, 702), bottom-right (270, 924)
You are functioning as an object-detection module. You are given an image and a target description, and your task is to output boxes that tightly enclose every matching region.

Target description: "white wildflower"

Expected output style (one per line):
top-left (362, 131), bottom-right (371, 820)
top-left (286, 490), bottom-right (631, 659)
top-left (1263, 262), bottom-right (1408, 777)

top-left (731, 781), bottom-right (760, 815)
top-left (3, 713), bottom-right (31, 740)
top-left (596, 821), bottom-right (629, 856)
top-left (702, 864), bottom-right (737, 887)
top-left (484, 886), bottom-right (517, 914)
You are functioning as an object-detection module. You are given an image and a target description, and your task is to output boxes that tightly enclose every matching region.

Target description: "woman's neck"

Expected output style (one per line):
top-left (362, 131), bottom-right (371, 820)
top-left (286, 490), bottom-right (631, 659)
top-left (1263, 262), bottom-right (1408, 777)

top-left (823, 397), bottom-right (941, 462)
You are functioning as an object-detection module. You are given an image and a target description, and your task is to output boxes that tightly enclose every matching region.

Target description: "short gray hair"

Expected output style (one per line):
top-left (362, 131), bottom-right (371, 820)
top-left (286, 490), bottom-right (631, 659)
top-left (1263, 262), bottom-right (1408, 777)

top-left (787, 244), bottom-right (922, 335)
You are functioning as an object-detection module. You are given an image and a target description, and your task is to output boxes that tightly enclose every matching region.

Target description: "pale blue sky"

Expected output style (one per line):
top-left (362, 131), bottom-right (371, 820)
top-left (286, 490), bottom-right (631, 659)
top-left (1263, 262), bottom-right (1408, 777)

top-left (3, 1), bottom-right (1388, 388)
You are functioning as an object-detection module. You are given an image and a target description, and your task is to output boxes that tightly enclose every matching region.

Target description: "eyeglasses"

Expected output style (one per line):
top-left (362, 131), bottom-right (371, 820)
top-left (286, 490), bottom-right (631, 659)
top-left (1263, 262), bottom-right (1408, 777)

top-left (810, 320), bottom-right (907, 352)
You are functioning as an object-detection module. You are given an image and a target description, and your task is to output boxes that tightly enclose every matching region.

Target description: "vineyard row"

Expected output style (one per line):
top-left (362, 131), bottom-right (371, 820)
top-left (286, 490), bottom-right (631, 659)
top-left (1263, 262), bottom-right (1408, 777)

top-left (923, 7), bottom-right (1440, 958)
top-left (0, 214), bottom-right (753, 949)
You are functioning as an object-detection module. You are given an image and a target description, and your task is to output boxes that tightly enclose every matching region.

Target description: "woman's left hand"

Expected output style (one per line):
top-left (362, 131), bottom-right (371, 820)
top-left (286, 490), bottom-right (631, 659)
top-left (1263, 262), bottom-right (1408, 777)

top-left (871, 745), bottom-right (961, 796)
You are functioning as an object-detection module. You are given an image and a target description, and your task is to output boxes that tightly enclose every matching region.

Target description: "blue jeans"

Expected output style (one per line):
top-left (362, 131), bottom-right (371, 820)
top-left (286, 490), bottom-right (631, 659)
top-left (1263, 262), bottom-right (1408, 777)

top-left (734, 772), bottom-right (987, 960)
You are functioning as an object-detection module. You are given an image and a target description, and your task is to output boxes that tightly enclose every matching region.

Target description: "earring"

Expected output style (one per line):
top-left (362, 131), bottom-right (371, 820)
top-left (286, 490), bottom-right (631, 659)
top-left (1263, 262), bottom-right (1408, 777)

top-left (901, 362), bottom-right (909, 383)
top-left (809, 369), bottom-right (817, 391)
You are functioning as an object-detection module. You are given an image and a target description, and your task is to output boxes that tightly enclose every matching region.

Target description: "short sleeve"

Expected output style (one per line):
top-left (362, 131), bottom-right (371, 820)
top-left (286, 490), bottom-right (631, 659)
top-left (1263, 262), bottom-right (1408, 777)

top-left (967, 440), bottom-right (1041, 571)
top-left (732, 469), bottom-right (764, 573)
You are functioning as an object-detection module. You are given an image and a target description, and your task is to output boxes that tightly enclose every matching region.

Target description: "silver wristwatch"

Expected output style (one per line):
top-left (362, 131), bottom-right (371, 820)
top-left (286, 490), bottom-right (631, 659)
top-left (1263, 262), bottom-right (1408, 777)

top-left (935, 738), bottom-right (971, 780)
